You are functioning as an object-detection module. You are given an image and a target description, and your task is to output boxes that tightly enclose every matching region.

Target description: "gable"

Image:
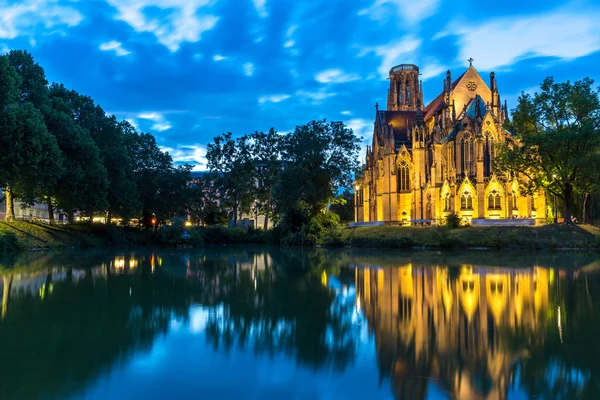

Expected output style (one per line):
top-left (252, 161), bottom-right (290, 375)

top-left (451, 67), bottom-right (492, 116)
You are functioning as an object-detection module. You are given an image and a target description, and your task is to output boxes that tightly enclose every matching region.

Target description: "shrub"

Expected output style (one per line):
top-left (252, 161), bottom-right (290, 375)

top-left (445, 213), bottom-right (461, 229)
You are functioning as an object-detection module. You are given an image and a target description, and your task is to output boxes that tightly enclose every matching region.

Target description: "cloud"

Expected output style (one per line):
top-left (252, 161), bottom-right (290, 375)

top-left (0, 0), bottom-right (83, 39)
top-left (105, 0), bottom-right (219, 52)
top-left (345, 118), bottom-right (372, 162)
top-left (258, 94), bottom-right (290, 104)
top-left (315, 68), bottom-right (360, 83)
top-left (212, 54), bottom-right (225, 61)
top-left (283, 24), bottom-right (297, 49)
top-left (296, 90), bottom-right (336, 105)
top-left (420, 62), bottom-right (445, 81)
top-left (243, 62), bottom-right (254, 76)
top-left (341, 111), bottom-right (352, 116)
top-left (359, 0), bottom-right (440, 25)
top-left (253, 0), bottom-right (268, 18)
top-left (437, 9), bottom-right (600, 71)
top-left (160, 144), bottom-right (207, 170)
top-left (99, 40), bottom-right (132, 56)
top-left (359, 36), bottom-right (421, 78)
top-left (138, 111), bottom-right (172, 131)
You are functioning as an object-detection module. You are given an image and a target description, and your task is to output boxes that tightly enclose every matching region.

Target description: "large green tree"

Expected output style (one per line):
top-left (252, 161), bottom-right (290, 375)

top-left (275, 120), bottom-right (361, 229)
top-left (206, 132), bottom-right (255, 225)
top-left (0, 52), bottom-right (63, 221)
top-left (46, 86), bottom-right (109, 221)
top-left (496, 77), bottom-right (600, 224)
top-left (249, 128), bottom-right (282, 229)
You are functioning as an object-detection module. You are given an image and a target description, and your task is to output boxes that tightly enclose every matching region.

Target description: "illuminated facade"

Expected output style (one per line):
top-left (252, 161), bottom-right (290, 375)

top-left (356, 265), bottom-right (551, 399)
top-left (356, 63), bottom-right (545, 224)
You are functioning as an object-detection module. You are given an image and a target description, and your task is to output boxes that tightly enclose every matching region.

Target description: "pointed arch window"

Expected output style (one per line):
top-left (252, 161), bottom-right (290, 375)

top-left (461, 134), bottom-right (474, 176)
top-left (484, 132), bottom-right (495, 176)
top-left (460, 191), bottom-right (473, 210)
top-left (398, 162), bottom-right (410, 192)
top-left (488, 190), bottom-right (501, 210)
top-left (443, 193), bottom-right (451, 212)
top-left (405, 78), bottom-right (411, 106)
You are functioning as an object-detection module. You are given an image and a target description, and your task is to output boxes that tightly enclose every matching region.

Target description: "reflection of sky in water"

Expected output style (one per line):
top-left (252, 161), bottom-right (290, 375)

top-left (76, 298), bottom-right (392, 400)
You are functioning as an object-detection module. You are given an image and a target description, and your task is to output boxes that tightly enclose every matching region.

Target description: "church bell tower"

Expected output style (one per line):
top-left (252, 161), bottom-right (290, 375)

top-left (387, 64), bottom-right (423, 111)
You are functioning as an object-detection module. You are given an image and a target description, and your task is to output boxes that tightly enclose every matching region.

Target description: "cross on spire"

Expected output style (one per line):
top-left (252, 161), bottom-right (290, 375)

top-left (468, 57), bottom-right (474, 67)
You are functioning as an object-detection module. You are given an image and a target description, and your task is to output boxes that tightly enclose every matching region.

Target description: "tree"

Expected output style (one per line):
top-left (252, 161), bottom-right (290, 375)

top-left (250, 128), bottom-right (281, 229)
top-left (275, 120), bottom-right (361, 229)
top-left (45, 88), bottom-right (109, 221)
top-left (206, 132), bottom-right (255, 225)
top-left (496, 77), bottom-right (600, 224)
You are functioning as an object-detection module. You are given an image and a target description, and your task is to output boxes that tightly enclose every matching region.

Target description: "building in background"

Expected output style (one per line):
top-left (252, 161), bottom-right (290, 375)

top-left (356, 62), bottom-right (545, 224)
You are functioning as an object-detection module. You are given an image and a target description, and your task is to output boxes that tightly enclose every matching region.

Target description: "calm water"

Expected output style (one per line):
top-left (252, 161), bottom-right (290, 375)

top-left (0, 248), bottom-right (599, 400)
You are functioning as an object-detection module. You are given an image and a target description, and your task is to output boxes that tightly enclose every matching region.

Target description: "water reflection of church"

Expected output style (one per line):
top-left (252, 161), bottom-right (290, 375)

top-left (356, 265), bottom-right (550, 399)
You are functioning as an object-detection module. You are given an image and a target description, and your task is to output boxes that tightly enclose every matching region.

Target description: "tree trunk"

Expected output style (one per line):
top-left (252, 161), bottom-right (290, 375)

top-left (67, 211), bottom-right (74, 224)
top-left (2, 275), bottom-right (12, 319)
top-left (563, 185), bottom-right (573, 225)
top-left (106, 210), bottom-right (112, 225)
top-left (582, 193), bottom-right (589, 224)
top-left (264, 186), bottom-right (272, 230)
top-left (232, 200), bottom-right (238, 226)
top-left (4, 188), bottom-right (14, 221)
top-left (46, 196), bottom-right (54, 224)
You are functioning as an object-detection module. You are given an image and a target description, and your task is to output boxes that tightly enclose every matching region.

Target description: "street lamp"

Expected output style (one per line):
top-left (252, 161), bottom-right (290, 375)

top-left (355, 185), bottom-right (360, 223)
top-left (552, 174), bottom-right (557, 224)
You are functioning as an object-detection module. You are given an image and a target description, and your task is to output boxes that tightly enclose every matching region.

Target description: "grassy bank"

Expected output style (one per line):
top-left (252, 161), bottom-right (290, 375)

top-left (0, 222), bottom-right (148, 252)
top-left (342, 224), bottom-right (600, 250)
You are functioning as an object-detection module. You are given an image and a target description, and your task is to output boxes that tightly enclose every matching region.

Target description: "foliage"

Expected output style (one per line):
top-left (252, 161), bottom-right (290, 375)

top-left (496, 77), bottom-right (600, 224)
top-left (206, 132), bottom-right (255, 224)
top-left (329, 189), bottom-right (355, 223)
top-left (445, 213), bottom-right (461, 229)
top-left (275, 120), bottom-right (361, 229)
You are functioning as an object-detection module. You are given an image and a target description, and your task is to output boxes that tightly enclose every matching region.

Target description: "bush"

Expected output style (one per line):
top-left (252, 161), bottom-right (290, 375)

top-left (0, 231), bottom-right (20, 252)
top-left (445, 213), bottom-right (461, 229)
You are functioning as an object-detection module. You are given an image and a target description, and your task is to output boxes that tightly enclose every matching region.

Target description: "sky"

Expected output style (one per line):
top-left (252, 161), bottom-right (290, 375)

top-left (1, 0), bottom-right (600, 171)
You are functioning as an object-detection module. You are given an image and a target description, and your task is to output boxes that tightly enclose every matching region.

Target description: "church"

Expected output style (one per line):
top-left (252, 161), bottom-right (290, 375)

top-left (355, 61), bottom-right (545, 225)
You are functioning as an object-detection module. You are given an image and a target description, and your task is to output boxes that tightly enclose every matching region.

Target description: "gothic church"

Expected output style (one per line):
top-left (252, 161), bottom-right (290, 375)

top-left (356, 62), bottom-right (545, 224)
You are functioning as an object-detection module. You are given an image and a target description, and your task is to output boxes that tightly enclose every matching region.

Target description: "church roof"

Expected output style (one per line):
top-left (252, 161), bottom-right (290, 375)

top-left (423, 70), bottom-right (468, 120)
top-left (378, 110), bottom-right (416, 147)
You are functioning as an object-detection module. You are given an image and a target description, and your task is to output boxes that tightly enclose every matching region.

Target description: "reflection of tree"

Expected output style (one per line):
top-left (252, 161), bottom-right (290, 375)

top-left (0, 259), bottom-right (191, 400)
top-left (508, 271), bottom-right (600, 399)
top-left (204, 249), bottom-right (358, 371)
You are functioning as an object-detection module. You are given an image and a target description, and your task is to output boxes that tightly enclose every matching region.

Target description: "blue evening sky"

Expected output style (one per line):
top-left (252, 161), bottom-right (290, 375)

top-left (1, 0), bottom-right (599, 170)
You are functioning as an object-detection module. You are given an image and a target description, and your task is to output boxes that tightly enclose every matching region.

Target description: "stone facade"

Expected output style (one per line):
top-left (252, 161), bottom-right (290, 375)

top-left (356, 63), bottom-right (545, 224)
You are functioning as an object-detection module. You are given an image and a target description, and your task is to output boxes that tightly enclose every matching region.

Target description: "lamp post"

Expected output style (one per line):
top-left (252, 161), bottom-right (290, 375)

top-left (355, 185), bottom-right (360, 223)
top-left (552, 174), bottom-right (557, 224)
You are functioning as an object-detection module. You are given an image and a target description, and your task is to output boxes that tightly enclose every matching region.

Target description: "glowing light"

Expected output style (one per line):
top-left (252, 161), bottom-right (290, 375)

top-left (558, 306), bottom-right (563, 343)
top-left (185, 221), bottom-right (192, 227)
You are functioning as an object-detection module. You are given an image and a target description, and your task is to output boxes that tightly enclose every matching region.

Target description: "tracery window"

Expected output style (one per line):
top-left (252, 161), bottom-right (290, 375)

top-left (398, 162), bottom-right (410, 192)
top-left (405, 78), bottom-right (411, 106)
top-left (483, 133), bottom-right (494, 176)
top-left (443, 194), bottom-right (451, 212)
top-left (460, 191), bottom-right (473, 210)
top-left (461, 134), bottom-right (474, 176)
top-left (488, 190), bottom-right (501, 210)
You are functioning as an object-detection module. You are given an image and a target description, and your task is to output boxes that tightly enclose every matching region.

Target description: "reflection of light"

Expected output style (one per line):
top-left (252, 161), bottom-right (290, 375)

top-left (321, 271), bottom-right (327, 287)
top-left (558, 306), bottom-right (563, 343)
top-left (129, 259), bottom-right (138, 269)
top-left (115, 257), bottom-right (125, 269)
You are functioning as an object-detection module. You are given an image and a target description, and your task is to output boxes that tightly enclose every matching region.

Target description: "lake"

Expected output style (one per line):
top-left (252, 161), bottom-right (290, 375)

top-left (0, 248), bottom-right (599, 399)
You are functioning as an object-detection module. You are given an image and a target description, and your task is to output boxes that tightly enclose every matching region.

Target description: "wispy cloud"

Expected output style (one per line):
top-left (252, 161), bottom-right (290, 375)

top-left (359, 36), bottom-right (421, 78)
top-left (258, 94), bottom-right (291, 104)
top-left (105, 0), bottom-right (219, 52)
top-left (212, 54), bottom-right (225, 61)
top-left (243, 62), bottom-right (254, 76)
top-left (99, 40), bottom-right (131, 56)
top-left (315, 68), bottom-right (360, 83)
top-left (138, 111), bottom-right (173, 132)
top-left (0, 0), bottom-right (83, 39)
top-left (253, 0), bottom-right (268, 18)
top-left (359, 0), bottom-right (440, 25)
top-left (437, 8), bottom-right (600, 71)
top-left (160, 144), bottom-right (207, 170)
